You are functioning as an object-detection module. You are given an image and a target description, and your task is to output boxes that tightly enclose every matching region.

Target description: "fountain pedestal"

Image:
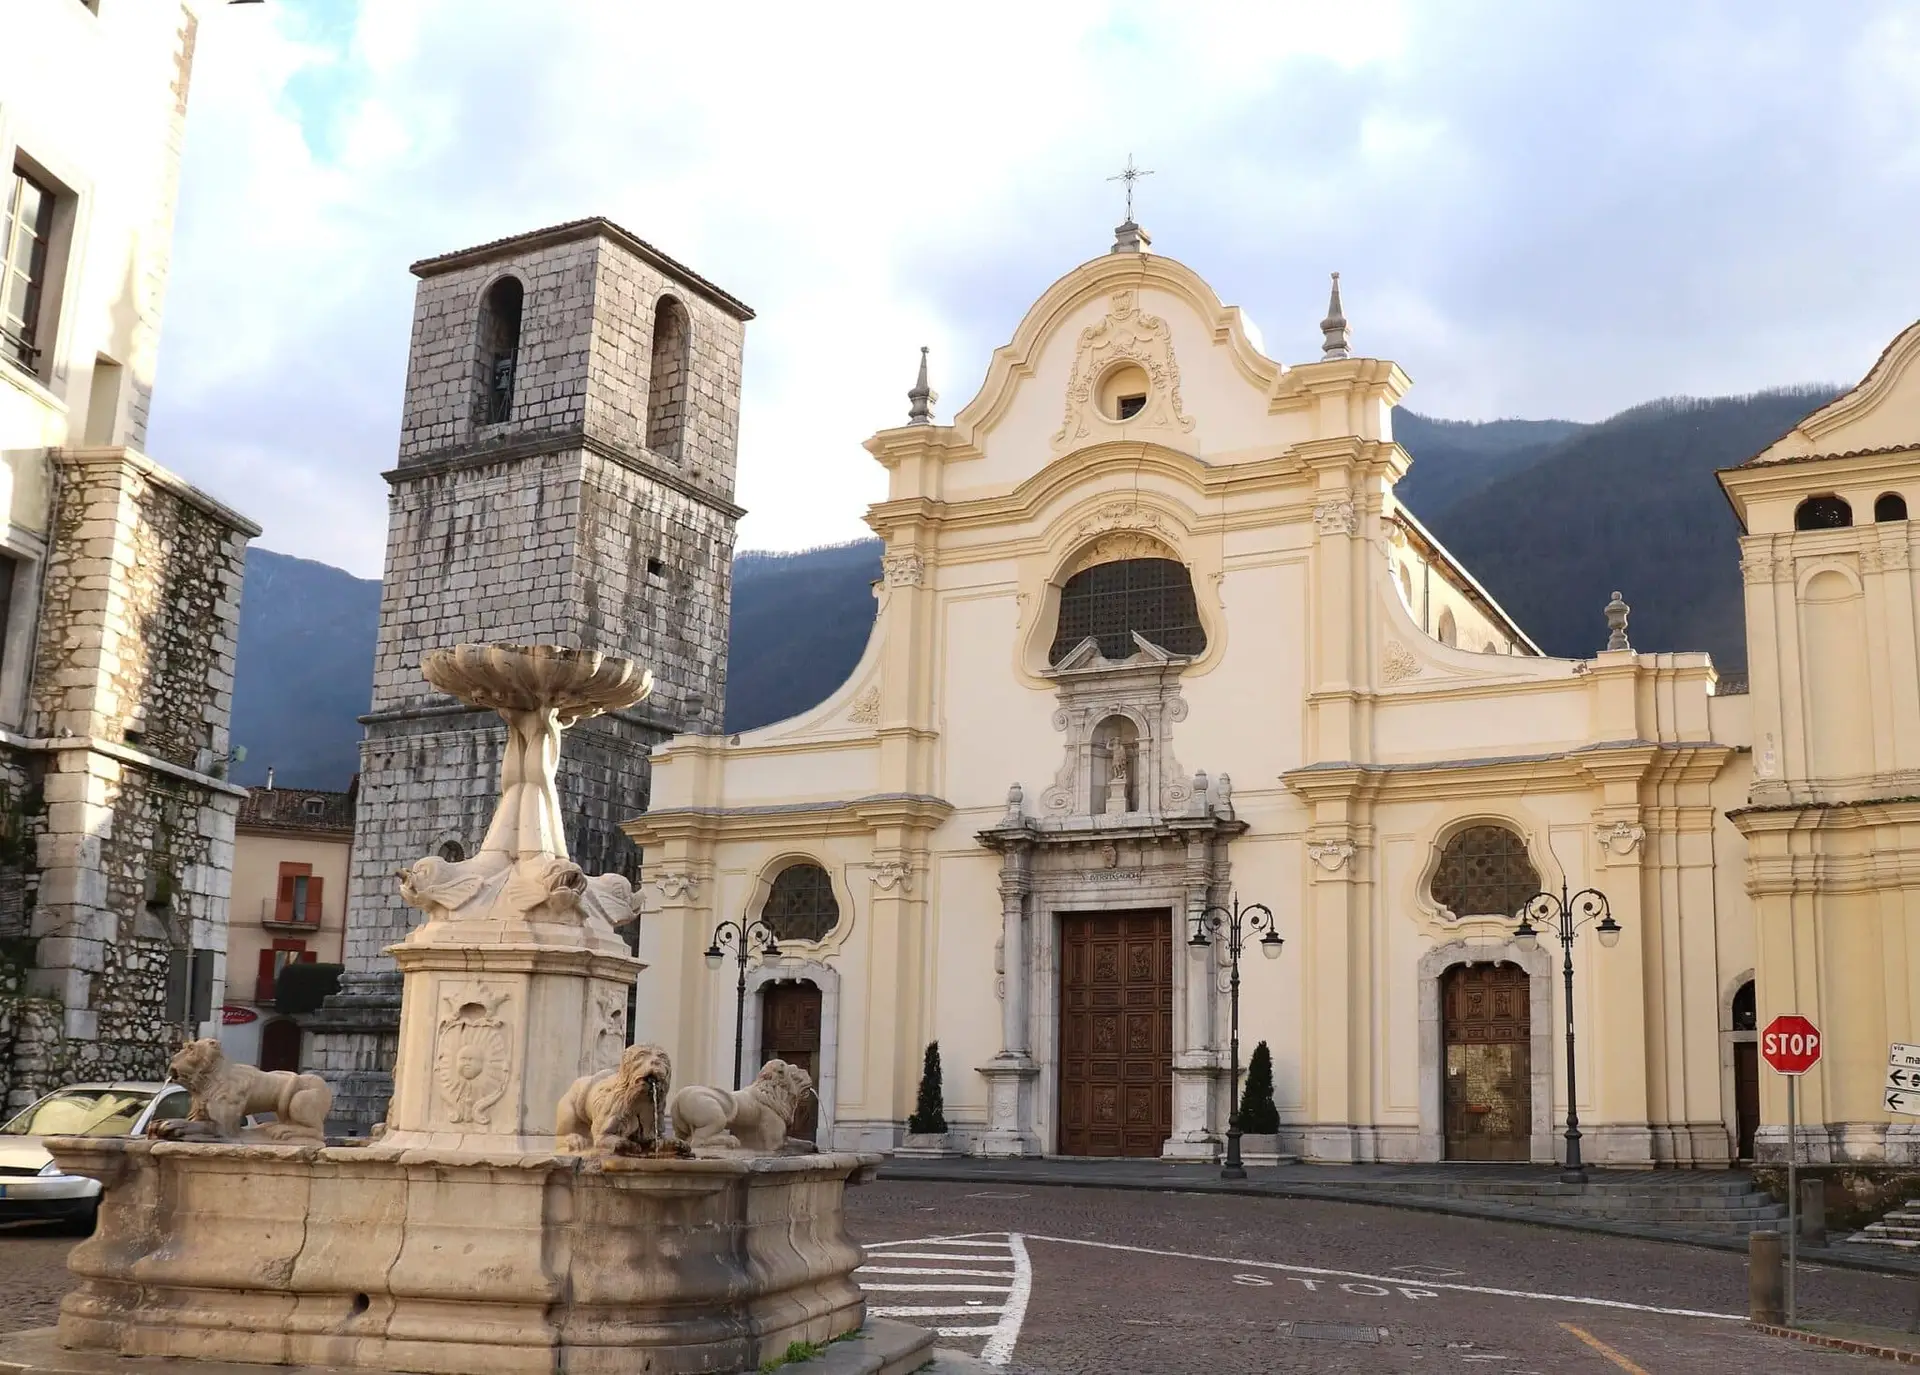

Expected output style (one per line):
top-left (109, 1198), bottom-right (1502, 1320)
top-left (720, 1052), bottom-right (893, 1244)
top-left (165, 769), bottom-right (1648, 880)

top-left (21, 646), bottom-right (885, 1375)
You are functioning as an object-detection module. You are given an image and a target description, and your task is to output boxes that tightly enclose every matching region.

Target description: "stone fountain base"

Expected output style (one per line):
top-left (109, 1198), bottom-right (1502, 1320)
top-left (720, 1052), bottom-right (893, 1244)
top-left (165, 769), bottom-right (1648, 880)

top-left (46, 1137), bottom-right (880, 1375)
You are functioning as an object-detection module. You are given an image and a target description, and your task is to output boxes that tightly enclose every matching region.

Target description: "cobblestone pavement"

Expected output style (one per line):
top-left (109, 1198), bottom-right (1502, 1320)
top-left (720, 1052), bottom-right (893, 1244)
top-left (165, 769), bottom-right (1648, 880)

top-left (0, 1222), bottom-right (83, 1333)
top-left (846, 1181), bottom-right (1917, 1373)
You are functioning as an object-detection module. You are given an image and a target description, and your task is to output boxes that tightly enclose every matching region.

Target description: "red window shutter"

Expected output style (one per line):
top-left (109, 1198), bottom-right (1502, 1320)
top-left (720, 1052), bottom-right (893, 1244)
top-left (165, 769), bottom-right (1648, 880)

top-left (275, 873), bottom-right (295, 923)
top-left (256, 948), bottom-right (277, 1002)
top-left (300, 950), bottom-right (318, 963)
top-left (306, 876), bottom-right (324, 926)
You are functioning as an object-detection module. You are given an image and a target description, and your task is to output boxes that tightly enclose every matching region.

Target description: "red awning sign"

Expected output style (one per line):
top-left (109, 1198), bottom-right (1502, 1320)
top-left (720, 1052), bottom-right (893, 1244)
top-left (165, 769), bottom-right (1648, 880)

top-left (1761, 1015), bottom-right (1821, 1075)
top-left (221, 1005), bottom-right (259, 1026)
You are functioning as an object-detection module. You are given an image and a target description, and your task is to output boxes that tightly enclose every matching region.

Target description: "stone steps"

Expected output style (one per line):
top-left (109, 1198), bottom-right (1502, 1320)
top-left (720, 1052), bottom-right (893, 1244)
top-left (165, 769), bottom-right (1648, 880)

top-left (1850, 1203), bottom-right (1920, 1249)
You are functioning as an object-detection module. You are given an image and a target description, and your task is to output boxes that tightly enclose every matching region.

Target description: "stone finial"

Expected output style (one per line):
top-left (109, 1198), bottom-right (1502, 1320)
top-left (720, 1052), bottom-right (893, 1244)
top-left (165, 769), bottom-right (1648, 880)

top-left (907, 346), bottom-right (936, 425)
top-left (1003, 782), bottom-right (1025, 824)
top-left (1189, 770), bottom-right (1210, 817)
top-left (1605, 590), bottom-right (1632, 652)
top-left (1112, 220), bottom-right (1153, 254)
top-left (1320, 272), bottom-right (1351, 361)
top-left (1214, 772), bottom-right (1234, 818)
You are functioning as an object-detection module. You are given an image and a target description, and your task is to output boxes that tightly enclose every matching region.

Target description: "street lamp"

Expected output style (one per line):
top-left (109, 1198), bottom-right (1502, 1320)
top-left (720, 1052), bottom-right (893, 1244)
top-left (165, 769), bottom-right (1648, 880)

top-left (1512, 882), bottom-right (1622, 1185)
top-left (704, 917), bottom-right (782, 1090)
top-left (1188, 895), bottom-right (1283, 1181)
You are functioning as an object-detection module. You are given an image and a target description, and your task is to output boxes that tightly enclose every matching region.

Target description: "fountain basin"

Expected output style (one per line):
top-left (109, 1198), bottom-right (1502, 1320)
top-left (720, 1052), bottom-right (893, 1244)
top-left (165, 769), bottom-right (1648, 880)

top-left (48, 1137), bottom-right (878, 1375)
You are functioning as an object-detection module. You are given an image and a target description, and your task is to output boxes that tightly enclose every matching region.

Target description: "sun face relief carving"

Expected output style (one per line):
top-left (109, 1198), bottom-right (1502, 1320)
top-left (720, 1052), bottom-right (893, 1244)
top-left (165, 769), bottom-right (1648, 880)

top-left (433, 983), bottom-right (512, 1126)
top-left (1053, 289), bottom-right (1196, 451)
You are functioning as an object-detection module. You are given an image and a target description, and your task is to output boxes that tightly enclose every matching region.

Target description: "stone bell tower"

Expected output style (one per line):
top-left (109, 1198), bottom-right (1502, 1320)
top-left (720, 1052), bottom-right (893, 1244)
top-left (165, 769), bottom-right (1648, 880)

top-left (306, 218), bottom-right (752, 1130)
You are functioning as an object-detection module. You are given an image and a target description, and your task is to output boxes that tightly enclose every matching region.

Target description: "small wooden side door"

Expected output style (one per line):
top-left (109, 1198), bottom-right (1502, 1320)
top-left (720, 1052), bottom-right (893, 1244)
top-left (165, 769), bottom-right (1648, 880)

top-left (760, 982), bottom-right (822, 1143)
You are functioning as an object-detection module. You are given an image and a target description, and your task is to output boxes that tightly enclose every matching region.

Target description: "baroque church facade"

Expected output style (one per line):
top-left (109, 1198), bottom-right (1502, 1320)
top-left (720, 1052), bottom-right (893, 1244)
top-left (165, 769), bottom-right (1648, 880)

top-left (623, 219), bottom-right (1920, 1169)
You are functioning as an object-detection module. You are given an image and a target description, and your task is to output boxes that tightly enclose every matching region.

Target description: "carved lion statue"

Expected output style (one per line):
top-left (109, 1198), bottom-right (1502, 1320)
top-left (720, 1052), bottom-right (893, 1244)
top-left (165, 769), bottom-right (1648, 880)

top-left (555, 1043), bottom-right (676, 1155)
top-left (149, 1038), bottom-right (331, 1143)
top-left (669, 1059), bottom-right (813, 1153)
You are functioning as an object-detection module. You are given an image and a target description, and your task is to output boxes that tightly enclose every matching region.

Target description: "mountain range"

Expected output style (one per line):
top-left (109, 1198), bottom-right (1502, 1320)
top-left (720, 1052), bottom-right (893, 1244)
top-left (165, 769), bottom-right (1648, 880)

top-left (227, 386), bottom-right (1838, 789)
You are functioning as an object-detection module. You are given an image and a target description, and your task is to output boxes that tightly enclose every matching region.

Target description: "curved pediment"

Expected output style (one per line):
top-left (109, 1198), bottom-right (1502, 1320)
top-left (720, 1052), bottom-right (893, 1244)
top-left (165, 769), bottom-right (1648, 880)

top-left (945, 252), bottom-right (1283, 463)
top-left (1753, 317), bottom-right (1920, 463)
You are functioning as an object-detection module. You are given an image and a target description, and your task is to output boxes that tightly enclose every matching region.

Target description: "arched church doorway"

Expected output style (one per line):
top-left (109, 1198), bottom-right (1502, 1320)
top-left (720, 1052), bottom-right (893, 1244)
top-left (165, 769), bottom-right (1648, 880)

top-left (1058, 909), bottom-right (1172, 1156)
top-left (260, 1018), bottom-right (302, 1074)
top-left (1442, 963), bottom-right (1531, 1161)
top-left (760, 981), bottom-right (821, 1144)
top-left (1731, 979), bottom-right (1759, 1161)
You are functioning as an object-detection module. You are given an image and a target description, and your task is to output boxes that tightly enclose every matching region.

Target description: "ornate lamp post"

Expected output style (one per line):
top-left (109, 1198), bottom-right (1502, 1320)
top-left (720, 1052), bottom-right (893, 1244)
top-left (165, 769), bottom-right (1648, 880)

top-left (1188, 895), bottom-right (1283, 1180)
top-left (1513, 883), bottom-right (1623, 1184)
top-left (704, 917), bottom-right (782, 1090)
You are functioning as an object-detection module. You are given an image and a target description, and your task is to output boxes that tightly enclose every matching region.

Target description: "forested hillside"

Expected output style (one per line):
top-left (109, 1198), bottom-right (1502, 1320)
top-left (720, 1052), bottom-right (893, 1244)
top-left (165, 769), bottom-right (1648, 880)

top-left (229, 388), bottom-right (1838, 783)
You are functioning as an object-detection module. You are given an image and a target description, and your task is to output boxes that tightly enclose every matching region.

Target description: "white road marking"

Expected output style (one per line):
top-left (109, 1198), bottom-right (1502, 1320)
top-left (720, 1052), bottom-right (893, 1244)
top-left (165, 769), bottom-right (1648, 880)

top-left (861, 1283), bottom-right (1013, 1293)
top-left (1020, 1234), bottom-right (1742, 1320)
top-left (980, 1234), bottom-right (1032, 1367)
top-left (858, 1232), bottom-right (1030, 1366)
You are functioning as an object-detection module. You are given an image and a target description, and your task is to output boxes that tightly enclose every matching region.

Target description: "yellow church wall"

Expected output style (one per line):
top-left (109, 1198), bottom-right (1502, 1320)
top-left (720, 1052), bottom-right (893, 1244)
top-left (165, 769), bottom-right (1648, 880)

top-left (623, 237), bottom-right (1894, 1170)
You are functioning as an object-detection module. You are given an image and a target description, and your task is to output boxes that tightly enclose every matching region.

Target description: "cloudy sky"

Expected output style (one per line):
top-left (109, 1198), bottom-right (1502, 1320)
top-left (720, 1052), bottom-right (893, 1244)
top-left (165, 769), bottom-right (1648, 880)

top-left (144, 1), bottom-right (1920, 578)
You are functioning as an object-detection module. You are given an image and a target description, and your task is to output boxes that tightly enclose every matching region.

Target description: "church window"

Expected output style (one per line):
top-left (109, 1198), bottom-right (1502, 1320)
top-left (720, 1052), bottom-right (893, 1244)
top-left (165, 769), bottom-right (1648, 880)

top-left (476, 276), bottom-right (523, 425)
top-left (437, 840), bottom-right (465, 863)
top-left (2, 164), bottom-right (58, 377)
top-left (763, 862), bottom-right (839, 943)
top-left (1430, 824), bottom-right (1540, 920)
top-left (1096, 361), bottom-right (1150, 421)
top-left (646, 296), bottom-right (691, 461)
top-left (1875, 492), bottom-right (1908, 523)
top-left (1794, 495), bottom-right (1852, 531)
top-left (1731, 979), bottom-right (1756, 1031)
top-left (1049, 558), bottom-right (1206, 664)
top-left (1436, 607), bottom-right (1458, 647)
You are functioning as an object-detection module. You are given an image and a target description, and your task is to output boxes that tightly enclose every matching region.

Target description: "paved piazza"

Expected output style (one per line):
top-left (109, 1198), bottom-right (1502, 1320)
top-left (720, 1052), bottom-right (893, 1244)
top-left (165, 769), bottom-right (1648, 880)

top-left (844, 1182), bottom-right (1911, 1372)
top-left (4, 1182), bottom-right (1914, 1372)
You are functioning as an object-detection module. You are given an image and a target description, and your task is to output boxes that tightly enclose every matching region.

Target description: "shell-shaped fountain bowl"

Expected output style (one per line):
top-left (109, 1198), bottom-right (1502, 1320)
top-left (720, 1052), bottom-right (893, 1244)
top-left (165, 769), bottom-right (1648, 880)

top-left (424, 644), bottom-right (652, 721)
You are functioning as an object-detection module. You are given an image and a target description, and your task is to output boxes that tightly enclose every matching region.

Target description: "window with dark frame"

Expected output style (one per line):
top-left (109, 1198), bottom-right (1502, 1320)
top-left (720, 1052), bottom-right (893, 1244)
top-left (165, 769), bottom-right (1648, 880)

top-left (763, 862), bottom-right (839, 943)
top-left (477, 276), bottom-right (523, 424)
top-left (1430, 825), bottom-right (1541, 919)
top-left (2, 166), bottom-right (57, 375)
top-left (1116, 393), bottom-right (1146, 419)
top-left (1875, 492), bottom-right (1909, 523)
top-left (1048, 557), bottom-right (1207, 664)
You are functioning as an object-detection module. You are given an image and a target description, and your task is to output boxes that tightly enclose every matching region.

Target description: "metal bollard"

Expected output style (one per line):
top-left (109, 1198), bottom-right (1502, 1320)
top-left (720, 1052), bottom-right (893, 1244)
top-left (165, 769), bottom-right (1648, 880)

top-left (1750, 1229), bottom-right (1785, 1326)
top-left (1799, 1178), bottom-right (1827, 1248)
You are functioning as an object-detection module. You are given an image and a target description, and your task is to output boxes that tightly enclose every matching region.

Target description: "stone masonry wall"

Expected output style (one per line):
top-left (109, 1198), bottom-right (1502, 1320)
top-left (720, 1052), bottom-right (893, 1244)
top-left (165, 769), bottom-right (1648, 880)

top-left (397, 242), bottom-right (596, 463)
top-left (2, 448), bottom-right (252, 1109)
top-left (588, 241), bottom-right (746, 501)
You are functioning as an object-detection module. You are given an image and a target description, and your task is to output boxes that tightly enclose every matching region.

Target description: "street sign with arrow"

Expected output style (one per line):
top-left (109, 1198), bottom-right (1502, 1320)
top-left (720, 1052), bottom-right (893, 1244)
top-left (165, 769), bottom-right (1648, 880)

top-left (1887, 1044), bottom-right (1920, 1117)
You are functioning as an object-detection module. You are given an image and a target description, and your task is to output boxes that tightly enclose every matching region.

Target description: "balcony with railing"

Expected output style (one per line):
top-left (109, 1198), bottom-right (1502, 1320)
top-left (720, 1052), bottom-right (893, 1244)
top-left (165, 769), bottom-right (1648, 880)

top-left (260, 893), bottom-right (325, 934)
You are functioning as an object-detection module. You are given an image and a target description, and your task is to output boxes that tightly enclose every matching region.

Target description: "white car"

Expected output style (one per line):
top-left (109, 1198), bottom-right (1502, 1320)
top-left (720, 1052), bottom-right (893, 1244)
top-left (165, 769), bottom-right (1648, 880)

top-left (0, 1081), bottom-right (192, 1228)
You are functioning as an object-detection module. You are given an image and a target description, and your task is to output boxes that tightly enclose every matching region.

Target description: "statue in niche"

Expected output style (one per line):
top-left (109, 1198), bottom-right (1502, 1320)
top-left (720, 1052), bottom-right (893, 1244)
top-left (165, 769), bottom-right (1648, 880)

top-left (1104, 737), bottom-right (1131, 815)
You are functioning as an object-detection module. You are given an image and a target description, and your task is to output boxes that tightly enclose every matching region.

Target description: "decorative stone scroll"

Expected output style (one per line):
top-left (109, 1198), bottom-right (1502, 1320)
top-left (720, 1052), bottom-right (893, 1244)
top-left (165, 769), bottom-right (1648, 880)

top-left (847, 685), bottom-right (881, 724)
top-left (1594, 821), bottom-right (1647, 857)
top-left (1382, 641), bottom-right (1423, 683)
top-left (1052, 289), bottom-right (1196, 450)
top-left (883, 551), bottom-right (926, 587)
top-left (870, 859), bottom-right (913, 892)
top-left (1313, 499), bottom-right (1358, 536)
top-left (1307, 840), bottom-right (1357, 873)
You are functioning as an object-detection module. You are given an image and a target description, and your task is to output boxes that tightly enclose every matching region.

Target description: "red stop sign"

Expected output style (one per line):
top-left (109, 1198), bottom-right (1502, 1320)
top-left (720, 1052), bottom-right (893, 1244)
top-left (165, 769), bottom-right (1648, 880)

top-left (1761, 1015), bottom-right (1822, 1074)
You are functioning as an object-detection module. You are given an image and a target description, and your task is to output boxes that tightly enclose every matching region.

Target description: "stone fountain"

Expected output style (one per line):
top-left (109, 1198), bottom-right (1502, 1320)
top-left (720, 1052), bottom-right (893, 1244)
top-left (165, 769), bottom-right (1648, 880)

top-left (3, 646), bottom-right (908, 1375)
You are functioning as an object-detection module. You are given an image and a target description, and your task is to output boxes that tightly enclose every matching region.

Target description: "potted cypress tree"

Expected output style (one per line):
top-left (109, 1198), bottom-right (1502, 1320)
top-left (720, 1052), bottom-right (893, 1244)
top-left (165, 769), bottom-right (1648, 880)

top-left (896, 1041), bottom-right (959, 1156)
top-left (1236, 1041), bottom-right (1286, 1165)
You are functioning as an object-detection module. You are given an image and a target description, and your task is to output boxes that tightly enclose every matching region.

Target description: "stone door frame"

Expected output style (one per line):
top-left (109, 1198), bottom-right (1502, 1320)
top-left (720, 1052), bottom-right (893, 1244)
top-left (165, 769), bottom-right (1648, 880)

top-left (1029, 885), bottom-right (1192, 1156)
top-left (1720, 970), bottom-right (1756, 1162)
top-left (740, 959), bottom-right (839, 1147)
top-left (1417, 939), bottom-right (1554, 1164)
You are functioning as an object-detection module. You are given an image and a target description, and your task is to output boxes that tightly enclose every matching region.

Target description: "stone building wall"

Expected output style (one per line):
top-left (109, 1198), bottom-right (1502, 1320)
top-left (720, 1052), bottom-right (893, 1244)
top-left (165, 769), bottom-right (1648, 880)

top-left (309, 220), bottom-right (750, 1132)
top-left (0, 448), bottom-right (254, 1111)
